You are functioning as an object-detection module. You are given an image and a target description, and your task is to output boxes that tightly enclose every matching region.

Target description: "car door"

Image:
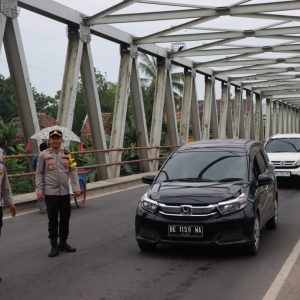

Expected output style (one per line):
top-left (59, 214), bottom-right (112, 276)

top-left (259, 148), bottom-right (276, 220)
top-left (250, 147), bottom-right (269, 226)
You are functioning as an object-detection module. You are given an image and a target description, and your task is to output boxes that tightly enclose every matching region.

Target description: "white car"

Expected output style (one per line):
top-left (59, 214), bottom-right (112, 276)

top-left (265, 133), bottom-right (300, 178)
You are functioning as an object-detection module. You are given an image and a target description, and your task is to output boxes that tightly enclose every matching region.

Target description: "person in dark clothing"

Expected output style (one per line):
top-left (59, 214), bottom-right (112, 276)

top-left (32, 141), bottom-right (48, 170)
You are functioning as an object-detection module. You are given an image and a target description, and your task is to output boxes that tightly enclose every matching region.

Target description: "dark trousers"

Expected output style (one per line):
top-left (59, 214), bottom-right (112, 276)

top-left (45, 195), bottom-right (71, 241)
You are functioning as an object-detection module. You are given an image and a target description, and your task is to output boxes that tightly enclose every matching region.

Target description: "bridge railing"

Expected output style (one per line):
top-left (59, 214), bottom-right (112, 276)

top-left (4, 144), bottom-right (180, 179)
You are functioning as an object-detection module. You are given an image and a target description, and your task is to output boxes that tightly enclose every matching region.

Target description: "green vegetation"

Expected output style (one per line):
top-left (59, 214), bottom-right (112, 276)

top-left (0, 53), bottom-right (182, 192)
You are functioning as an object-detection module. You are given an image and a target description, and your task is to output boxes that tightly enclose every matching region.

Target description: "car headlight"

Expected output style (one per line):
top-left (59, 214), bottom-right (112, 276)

top-left (217, 193), bottom-right (247, 215)
top-left (141, 193), bottom-right (158, 213)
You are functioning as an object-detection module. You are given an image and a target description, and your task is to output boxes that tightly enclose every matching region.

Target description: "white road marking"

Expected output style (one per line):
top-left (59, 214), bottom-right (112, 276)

top-left (3, 184), bottom-right (145, 220)
top-left (263, 237), bottom-right (300, 300)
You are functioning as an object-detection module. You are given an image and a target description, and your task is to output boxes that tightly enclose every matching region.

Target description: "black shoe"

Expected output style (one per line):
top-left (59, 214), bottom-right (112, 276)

top-left (48, 246), bottom-right (59, 257)
top-left (0, 277), bottom-right (2, 282)
top-left (59, 241), bottom-right (76, 253)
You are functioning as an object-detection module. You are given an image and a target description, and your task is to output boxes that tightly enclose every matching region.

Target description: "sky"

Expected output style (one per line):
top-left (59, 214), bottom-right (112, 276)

top-left (0, 0), bottom-right (293, 99)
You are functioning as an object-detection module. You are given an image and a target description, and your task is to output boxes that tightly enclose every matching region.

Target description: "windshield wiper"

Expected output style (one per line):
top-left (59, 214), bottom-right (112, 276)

top-left (218, 178), bottom-right (244, 182)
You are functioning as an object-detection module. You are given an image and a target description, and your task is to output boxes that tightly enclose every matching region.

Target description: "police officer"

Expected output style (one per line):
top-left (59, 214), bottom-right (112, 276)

top-left (0, 149), bottom-right (16, 282)
top-left (35, 130), bottom-right (81, 257)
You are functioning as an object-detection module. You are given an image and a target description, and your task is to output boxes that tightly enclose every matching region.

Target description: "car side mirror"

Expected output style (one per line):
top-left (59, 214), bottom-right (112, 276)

top-left (142, 174), bottom-right (155, 185)
top-left (257, 174), bottom-right (273, 186)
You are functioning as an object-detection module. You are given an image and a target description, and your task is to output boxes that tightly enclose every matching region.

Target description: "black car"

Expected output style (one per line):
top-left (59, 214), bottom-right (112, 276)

top-left (135, 139), bottom-right (278, 255)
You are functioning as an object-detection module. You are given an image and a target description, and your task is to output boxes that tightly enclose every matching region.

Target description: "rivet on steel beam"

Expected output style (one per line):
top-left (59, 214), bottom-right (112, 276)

top-left (262, 46), bottom-right (273, 52)
top-left (276, 58), bottom-right (285, 63)
top-left (243, 30), bottom-right (255, 37)
top-left (215, 6), bottom-right (230, 15)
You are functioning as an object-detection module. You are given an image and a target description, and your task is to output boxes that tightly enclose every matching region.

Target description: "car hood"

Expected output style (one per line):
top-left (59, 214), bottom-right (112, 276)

top-left (267, 152), bottom-right (300, 162)
top-left (148, 181), bottom-right (247, 205)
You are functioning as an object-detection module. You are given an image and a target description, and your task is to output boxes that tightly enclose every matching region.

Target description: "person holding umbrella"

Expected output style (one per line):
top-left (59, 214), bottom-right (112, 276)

top-left (35, 129), bottom-right (81, 257)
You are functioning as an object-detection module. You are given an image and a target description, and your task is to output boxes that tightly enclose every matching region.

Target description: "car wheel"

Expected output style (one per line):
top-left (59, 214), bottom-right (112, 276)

top-left (246, 213), bottom-right (260, 255)
top-left (137, 240), bottom-right (156, 252)
top-left (266, 199), bottom-right (278, 230)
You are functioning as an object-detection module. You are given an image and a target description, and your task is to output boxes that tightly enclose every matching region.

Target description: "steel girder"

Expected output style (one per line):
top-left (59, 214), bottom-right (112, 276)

top-left (4, 0), bottom-right (300, 167)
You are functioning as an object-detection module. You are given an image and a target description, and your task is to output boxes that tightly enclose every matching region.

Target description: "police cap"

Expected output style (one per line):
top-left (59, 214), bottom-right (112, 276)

top-left (49, 129), bottom-right (62, 138)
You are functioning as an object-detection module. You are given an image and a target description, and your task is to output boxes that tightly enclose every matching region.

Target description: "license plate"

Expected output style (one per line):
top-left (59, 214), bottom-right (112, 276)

top-left (275, 171), bottom-right (290, 177)
top-left (168, 225), bottom-right (203, 238)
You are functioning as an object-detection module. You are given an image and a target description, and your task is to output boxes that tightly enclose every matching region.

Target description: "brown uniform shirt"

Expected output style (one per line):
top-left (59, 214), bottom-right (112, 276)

top-left (0, 162), bottom-right (13, 207)
top-left (35, 149), bottom-right (80, 196)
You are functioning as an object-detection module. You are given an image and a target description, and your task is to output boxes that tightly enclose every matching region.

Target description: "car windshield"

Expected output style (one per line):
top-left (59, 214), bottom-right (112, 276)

top-left (156, 150), bottom-right (248, 182)
top-left (265, 138), bottom-right (300, 153)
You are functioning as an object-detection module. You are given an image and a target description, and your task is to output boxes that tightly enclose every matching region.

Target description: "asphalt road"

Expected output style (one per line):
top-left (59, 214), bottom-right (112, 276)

top-left (0, 182), bottom-right (300, 300)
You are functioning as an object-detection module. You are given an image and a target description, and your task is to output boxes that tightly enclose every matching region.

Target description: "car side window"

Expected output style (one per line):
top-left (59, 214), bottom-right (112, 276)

top-left (252, 156), bottom-right (261, 180)
top-left (256, 151), bottom-right (267, 173)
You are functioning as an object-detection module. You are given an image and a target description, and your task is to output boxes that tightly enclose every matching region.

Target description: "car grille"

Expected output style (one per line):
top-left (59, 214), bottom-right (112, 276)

top-left (158, 203), bottom-right (218, 217)
top-left (271, 161), bottom-right (296, 168)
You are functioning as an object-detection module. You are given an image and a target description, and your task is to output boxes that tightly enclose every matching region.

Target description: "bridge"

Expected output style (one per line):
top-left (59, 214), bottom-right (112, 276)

top-left (2, 0), bottom-right (300, 180)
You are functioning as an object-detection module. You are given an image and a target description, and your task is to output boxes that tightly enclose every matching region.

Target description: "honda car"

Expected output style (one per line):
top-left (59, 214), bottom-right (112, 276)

top-left (135, 139), bottom-right (278, 255)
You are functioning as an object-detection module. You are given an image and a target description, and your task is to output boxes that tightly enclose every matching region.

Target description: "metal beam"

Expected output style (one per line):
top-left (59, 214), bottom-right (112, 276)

top-left (109, 45), bottom-right (133, 177)
top-left (265, 98), bottom-right (273, 139)
top-left (92, 2), bottom-right (300, 24)
top-left (3, 17), bottom-right (40, 150)
top-left (149, 57), bottom-right (168, 171)
top-left (190, 72), bottom-right (202, 141)
top-left (219, 82), bottom-right (233, 138)
top-left (164, 68), bottom-right (179, 146)
top-left (245, 90), bottom-right (255, 139)
top-left (130, 54), bottom-right (151, 172)
top-left (255, 94), bottom-right (263, 140)
top-left (179, 68), bottom-right (193, 144)
top-left (202, 76), bottom-right (218, 139)
top-left (133, 26), bottom-right (300, 44)
top-left (233, 87), bottom-right (245, 138)
top-left (87, 0), bottom-right (139, 25)
top-left (80, 42), bottom-right (110, 180)
top-left (57, 25), bottom-right (83, 129)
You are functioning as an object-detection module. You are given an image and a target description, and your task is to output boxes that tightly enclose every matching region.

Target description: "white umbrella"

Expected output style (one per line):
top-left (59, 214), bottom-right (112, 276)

top-left (30, 126), bottom-right (80, 142)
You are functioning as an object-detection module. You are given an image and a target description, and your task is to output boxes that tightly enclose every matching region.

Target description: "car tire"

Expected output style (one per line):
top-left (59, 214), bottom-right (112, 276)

top-left (266, 199), bottom-right (278, 230)
top-left (137, 240), bottom-right (156, 252)
top-left (246, 213), bottom-right (260, 255)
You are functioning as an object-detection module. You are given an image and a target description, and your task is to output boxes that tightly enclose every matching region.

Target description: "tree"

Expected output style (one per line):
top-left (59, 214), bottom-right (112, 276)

top-left (0, 75), bottom-right (17, 122)
top-left (33, 88), bottom-right (58, 119)
top-left (138, 52), bottom-right (184, 129)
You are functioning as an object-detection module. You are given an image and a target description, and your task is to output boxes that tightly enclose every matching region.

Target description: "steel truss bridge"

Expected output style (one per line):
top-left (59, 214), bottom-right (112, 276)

top-left (1, 0), bottom-right (300, 179)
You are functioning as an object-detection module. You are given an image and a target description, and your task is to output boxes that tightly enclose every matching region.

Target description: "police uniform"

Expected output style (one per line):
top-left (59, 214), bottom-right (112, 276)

top-left (35, 129), bottom-right (80, 257)
top-left (0, 161), bottom-right (13, 236)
